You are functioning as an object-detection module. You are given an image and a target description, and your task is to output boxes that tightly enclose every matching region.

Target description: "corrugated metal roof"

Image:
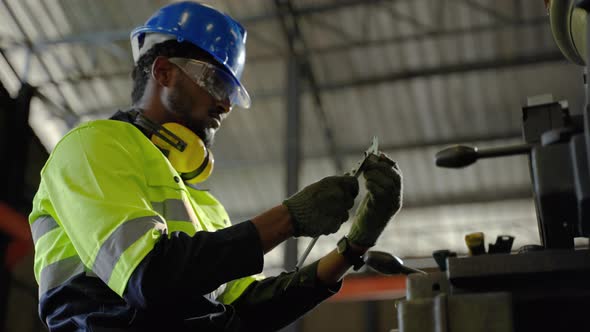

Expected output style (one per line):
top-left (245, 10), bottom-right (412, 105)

top-left (0, 0), bottom-right (583, 272)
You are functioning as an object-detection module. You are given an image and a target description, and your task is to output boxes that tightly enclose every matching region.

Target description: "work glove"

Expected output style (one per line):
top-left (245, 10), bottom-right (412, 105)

top-left (348, 154), bottom-right (402, 247)
top-left (283, 176), bottom-right (359, 237)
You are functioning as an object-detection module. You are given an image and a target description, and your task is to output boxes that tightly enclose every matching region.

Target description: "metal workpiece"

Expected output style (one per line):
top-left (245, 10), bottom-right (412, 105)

top-left (398, 250), bottom-right (590, 331)
top-left (398, 282), bottom-right (512, 332)
top-left (405, 272), bottom-right (449, 300)
top-left (447, 249), bottom-right (590, 286)
top-left (445, 293), bottom-right (513, 332)
top-left (400, 272), bottom-right (511, 332)
top-left (397, 296), bottom-right (447, 332)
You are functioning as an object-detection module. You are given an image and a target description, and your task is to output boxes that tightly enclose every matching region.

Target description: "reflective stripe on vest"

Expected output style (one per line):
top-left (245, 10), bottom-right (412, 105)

top-left (32, 216), bottom-right (84, 297)
top-left (92, 215), bottom-right (166, 285)
top-left (38, 255), bottom-right (85, 296)
top-left (31, 216), bottom-right (59, 244)
top-left (32, 214), bottom-right (166, 298)
top-left (151, 199), bottom-right (191, 222)
top-left (31, 205), bottom-right (240, 300)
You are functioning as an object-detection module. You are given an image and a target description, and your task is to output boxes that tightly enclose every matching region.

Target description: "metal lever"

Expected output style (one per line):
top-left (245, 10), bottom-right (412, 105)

top-left (364, 250), bottom-right (427, 275)
top-left (435, 144), bottom-right (531, 168)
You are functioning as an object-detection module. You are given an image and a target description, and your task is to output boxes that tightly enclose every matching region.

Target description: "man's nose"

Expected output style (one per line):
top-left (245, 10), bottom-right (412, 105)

top-left (216, 99), bottom-right (232, 114)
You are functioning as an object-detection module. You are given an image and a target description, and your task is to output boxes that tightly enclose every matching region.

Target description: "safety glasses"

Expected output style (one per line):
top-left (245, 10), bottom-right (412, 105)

top-left (168, 57), bottom-right (251, 109)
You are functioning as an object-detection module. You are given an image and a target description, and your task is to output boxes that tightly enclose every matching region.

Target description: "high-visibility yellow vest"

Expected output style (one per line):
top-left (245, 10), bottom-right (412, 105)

top-left (29, 119), bottom-right (260, 304)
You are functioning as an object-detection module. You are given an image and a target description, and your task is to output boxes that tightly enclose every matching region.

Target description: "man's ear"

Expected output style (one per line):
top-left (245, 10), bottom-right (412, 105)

top-left (151, 56), bottom-right (176, 87)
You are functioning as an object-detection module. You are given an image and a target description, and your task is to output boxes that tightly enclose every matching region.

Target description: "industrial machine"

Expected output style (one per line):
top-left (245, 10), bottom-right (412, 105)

top-left (390, 1), bottom-right (590, 331)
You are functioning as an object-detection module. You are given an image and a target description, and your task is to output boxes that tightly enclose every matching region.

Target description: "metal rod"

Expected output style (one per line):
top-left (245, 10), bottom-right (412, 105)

top-left (295, 237), bottom-right (317, 270)
top-left (284, 46), bottom-right (302, 275)
top-left (275, 0), bottom-right (344, 173)
top-left (584, 3), bottom-right (590, 188)
top-left (477, 144), bottom-right (532, 158)
top-left (403, 266), bottom-right (428, 275)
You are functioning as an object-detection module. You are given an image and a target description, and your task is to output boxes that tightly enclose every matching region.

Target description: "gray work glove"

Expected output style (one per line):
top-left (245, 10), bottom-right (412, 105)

top-left (348, 154), bottom-right (402, 247)
top-left (283, 176), bottom-right (359, 237)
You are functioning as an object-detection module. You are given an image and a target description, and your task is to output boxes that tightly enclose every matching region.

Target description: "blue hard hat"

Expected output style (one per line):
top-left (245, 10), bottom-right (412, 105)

top-left (131, 1), bottom-right (249, 106)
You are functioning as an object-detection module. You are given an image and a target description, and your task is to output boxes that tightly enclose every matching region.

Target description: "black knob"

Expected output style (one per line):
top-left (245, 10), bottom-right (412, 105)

top-left (435, 145), bottom-right (478, 168)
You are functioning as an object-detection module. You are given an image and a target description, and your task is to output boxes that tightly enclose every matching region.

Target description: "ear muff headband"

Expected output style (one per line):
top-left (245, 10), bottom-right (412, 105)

top-left (134, 112), bottom-right (187, 152)
top-left (132, 111), bottom-right (214, 184)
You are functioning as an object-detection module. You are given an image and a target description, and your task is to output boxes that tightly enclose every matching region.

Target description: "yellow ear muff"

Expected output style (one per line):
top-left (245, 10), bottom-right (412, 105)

top-left (184, 149), bottom-right (214, 184)
top-left (150, 122), bottom-right (214, 184)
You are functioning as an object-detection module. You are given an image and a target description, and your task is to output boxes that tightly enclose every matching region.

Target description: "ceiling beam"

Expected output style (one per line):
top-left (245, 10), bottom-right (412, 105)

top-left (274, 16), bottom-right (548, 61)
top-left (462, 0), bottom-right (515, 24)
top-left (215, 131), bottom-right (523, 169)
top-left (2, 0), bottom-right (394, 50)
top-left (275, 0), bottom-right (345, 172)
top-left (71, 50), bottom-right (566, 118)
top-left (241, 0), bottom-right (393, 24)
top-left (229, 189), bottom-right (533, 221)
top-left (403, 188), bottom-right (533, 209)
top-left (1, 0), bottom-right (77, 119)
top-left (0, 1), bottom-right (78, 120)
top-left (6, 16), bottom-right (548, 65)
top-left (320, 52), bottom-right (566, 92)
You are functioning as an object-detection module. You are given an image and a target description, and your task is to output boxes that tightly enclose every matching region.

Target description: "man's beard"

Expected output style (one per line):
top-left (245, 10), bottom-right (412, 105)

top-left (166, 82), bottom-right (216, 148)
top-left (188, 122), bottom-right (215, 148)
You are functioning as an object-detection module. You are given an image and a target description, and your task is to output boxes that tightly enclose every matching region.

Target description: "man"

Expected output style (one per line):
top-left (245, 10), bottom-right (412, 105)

top-left (29, 2), bottom-right (402, 331)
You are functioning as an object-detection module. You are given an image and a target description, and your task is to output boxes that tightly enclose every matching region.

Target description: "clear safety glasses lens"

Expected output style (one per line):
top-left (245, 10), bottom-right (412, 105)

top-left (169, 57), bottom-right (251, 109)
